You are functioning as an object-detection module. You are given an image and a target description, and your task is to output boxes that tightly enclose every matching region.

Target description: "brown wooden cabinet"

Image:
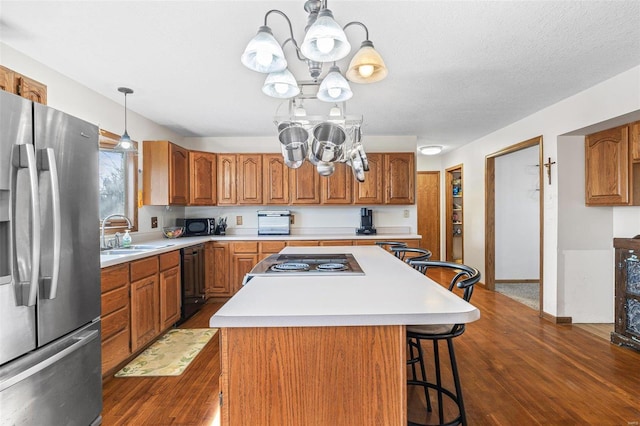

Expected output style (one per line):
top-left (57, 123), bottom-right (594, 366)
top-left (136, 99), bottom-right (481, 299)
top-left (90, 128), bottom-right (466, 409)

top-left (238, 154), bottom-right (263, 204)
top-left (353, 153), bottom-right (384, 204)
top-left (290, 161), bottom-right (321, 204)
top-left (100, 264), bottom-right (130, 377)
top-left (0, 65), bottom-right (47, 104)
top-left (209, 242), bottom-right (232, 298)
top-left (129, 256), bottom-right (160, 352)
top-left (159, 251), bottom-right (181, 330)
top-left (259, 241), bottom-right (286, 260)
top-left (585, 122), bottom-right (640, 206)
top-left (321, 163), bottom-right (352, 204)
top-left (189, 151), bottom-right (216, 205)
top-left (231, 242), bottom-right (259, 294)
top-left (217, 154), bottom-right (237, 205)
top-left (612, 238), bottom-right (640, 352)
top-left (263, 154), bottom-right (290, 204)
top-left (143, 140), bottom-right (190, 205)
top-left (384, 152), bottom-right (415, 204)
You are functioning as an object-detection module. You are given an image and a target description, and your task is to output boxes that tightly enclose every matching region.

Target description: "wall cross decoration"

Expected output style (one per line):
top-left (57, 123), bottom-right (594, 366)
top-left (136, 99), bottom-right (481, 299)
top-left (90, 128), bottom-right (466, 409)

top-left (543, 157), bottom-right (556, 185)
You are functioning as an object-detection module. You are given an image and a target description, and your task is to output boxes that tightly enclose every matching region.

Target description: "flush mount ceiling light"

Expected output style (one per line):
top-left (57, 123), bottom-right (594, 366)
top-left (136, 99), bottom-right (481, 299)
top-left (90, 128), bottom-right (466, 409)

top-left (240, 0), bottom-right (388, 102)
top-left (418, 145), bottom-right (444, 156)
top-left (114, 87), bottom-right (137, 153)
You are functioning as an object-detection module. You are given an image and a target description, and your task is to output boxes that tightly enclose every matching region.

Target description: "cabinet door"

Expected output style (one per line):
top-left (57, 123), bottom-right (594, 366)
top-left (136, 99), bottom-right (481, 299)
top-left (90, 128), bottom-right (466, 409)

top-left (189, 151), bottom-right (217, 205)
top-left (321, 163), bottom-right (352, 204)
top-left (169, 143), bottom-right (189, 205)
top-left (585, 126), bottom-right (630, 205)
top-left (238, 154), bottom-right (263, 204)
top-left (100, 264), bottom-right (130, 376)
top-left (130, 274), bottom-right (160, 352)
top-left (384, 153), bottom-right (415, 204)
top-left (217, 154), bottom-right (237, 205)
top-left (353, 153), bottom-right (383, 204)
top-left (232, 254), bottom-right (259, 294)
top-left (263, 154), bottom-right (290, 204)
top-left (212, 242), bottom-right (232, 297)
top-left (160, 265), bottom-right (181, 330)
top-left (290, 161), bottom-right (320, 204)
top-left (630, 121), bottom-right (640, 163)
top-left (0, 65), bottom-right (16, 94)
top-left (16, 74), bottom-right (47, 105)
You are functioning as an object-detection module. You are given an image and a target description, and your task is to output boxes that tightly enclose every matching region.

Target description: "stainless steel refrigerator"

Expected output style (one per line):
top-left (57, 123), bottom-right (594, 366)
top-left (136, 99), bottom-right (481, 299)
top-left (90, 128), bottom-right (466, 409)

top-left (0, 90), bottom-right (102, 425)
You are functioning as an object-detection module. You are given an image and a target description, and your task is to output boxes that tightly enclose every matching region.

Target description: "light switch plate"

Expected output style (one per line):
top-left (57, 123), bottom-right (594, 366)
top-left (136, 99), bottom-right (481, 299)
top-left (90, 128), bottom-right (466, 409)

top-left (151, 216), bottom-right (158, 228)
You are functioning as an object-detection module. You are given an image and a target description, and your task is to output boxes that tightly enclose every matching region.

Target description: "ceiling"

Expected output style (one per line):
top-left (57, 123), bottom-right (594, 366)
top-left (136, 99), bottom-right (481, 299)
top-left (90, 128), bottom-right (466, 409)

top-left (1, 1), bottom-right (639, 153)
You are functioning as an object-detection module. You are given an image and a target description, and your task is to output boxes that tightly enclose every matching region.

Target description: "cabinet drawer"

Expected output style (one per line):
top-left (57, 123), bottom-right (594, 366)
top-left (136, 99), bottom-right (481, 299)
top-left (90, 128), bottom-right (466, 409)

top-left (101, 328), bottom-right (130, 376)
top-left (259, 241), bottom-right (286, 253)
top-left (101, 286), bottom-right (128, 317)
top-left (130, 256), bottom-right (159, 281)
top-left (288, 240), bottom-right (320, 246)
top-left (233, 241), bottom-right (258, 253)
top-left (319, 240), bottom-right (353, 246)
top-left (101, 263), bottom-right (129, 293)
top-left (159, 250), bottom-right (180, 271)
top-left (102, 306), bottom-right (129, 342)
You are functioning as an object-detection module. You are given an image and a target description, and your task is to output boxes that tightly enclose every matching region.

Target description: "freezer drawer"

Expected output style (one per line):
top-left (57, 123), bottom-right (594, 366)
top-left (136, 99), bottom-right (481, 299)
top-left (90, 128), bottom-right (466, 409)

top-left (0, 320), bottom-right (102, 425)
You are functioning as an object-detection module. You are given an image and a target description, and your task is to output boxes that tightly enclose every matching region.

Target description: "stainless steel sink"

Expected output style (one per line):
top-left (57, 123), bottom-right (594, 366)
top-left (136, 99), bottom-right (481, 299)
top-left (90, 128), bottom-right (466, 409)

top-left (100, 249), bottom-right (148, 256)
top-left (130, 243), bottom-right (175, 250)
top-left (100, 243), bottom-right (176, 256)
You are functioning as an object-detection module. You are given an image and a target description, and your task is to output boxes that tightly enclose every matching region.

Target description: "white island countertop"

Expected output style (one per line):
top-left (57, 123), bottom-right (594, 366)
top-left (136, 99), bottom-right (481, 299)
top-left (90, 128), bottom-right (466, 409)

top-left (209, 246), bottom-right (480, 328)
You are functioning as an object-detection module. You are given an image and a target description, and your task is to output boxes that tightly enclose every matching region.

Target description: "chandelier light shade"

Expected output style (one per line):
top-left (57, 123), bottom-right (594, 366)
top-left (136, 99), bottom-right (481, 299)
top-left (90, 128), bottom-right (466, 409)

top-left (346, 40), bottom-right (388, 83)
top-left (300, 9), bottom-right (351, 63)
top-left (317, 65), bottom-right (352, 102)
top-left (241, 26), bottom-right (287, 73)
top-left (262, 69), bottom-right (301, 98)
top-left (114, 87), bottom-right (137, 153)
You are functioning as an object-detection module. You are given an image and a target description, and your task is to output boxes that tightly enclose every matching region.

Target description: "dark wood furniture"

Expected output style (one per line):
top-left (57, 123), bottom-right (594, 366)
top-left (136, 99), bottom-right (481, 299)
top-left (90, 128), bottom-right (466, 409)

top-left (612, 237), bottom-right (640, 352)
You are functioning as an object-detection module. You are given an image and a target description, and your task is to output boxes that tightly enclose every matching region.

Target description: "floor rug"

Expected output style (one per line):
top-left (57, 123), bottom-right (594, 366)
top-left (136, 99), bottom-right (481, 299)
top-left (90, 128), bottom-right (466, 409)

top-left (115, 328), bottom-right (217, 377)
top-left (495, 283), bottom-right (539, 311)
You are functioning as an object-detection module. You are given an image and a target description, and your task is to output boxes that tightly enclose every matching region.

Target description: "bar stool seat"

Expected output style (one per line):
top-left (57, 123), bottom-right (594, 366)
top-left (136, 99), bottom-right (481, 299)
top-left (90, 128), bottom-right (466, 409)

top-left (391, 246), bottom-right (432, 263)
top-left (405, 260), bottom-right (480, 426)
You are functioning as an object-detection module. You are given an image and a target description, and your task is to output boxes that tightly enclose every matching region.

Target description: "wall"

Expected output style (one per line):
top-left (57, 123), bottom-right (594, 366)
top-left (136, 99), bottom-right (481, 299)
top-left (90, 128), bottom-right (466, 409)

top-left (440, 65), bottom-right (640, 321)
top-left (0, 42), bottom-right (185, 238)
top-left (495, 145), bottom-right (539, 280)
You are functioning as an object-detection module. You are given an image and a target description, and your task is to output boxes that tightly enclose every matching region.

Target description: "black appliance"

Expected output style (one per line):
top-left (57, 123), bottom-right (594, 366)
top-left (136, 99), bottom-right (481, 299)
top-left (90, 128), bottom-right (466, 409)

top-left (356, 208), bottom-right (376, 235)
top-left (180, 244), bottom-right (206, 321)
top-left (177, 218), bottom-right (216, 236)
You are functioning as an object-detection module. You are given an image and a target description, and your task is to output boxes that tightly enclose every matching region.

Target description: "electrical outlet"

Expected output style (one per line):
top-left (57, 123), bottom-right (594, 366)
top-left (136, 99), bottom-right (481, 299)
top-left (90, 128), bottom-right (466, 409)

top-left (290, 214), bottom-right (295, 225)
top-left (404, 209), bottom-right (410, 218)
top-left (151, 217), bottom-right (158, 228)
top-left (236, 216), bottom-right (243, 225)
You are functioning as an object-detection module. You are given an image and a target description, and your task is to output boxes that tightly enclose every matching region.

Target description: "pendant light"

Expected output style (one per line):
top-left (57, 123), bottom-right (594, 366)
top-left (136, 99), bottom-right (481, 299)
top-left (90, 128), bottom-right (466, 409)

top-left (317, 65), bottom-right (352, 102)
top-left (114, 87), bottom-right (137, 153)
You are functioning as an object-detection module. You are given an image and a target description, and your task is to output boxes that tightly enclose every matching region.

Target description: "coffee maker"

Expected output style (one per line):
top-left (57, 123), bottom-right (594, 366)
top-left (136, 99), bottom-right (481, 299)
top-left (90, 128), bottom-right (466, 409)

top-left (356, 208), bottom-right (377, 235)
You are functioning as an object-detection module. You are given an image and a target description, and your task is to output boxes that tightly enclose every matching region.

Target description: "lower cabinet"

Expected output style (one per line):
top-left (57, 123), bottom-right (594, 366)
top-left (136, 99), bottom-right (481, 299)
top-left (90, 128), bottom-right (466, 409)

top-left (159, 251), bottom-right (181, 330)
top-left (232, 242), bottom-right (259, 294)
top-left (130, 256), bottom-right (160, 353)
top-left (100, 263), bottom-right (131, 377)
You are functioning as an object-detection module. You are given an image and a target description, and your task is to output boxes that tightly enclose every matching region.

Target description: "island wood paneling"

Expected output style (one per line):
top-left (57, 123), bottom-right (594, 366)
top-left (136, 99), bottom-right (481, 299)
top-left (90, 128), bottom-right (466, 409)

top-left (220, 325), bottom-right (406, 426)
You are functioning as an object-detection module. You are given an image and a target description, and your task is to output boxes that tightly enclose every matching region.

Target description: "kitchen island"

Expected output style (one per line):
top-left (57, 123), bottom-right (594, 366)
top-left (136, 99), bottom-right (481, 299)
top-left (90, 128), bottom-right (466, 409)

top-left (209, 246), bottom-right (480, 425)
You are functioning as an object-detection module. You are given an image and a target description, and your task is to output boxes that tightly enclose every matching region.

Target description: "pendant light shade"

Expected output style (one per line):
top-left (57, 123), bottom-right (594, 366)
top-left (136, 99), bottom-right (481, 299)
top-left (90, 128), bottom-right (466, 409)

top-left (241, 26), bottom-right (287, 73)
top-left (346, 40), bottom-right (388, 84)
top-left (317, 66), bottom-right (352, 102)
top-left (300, 9), bottom-right (351, 62)
top-left (262, 69), bottom-right (300, 98)
top-left (114, 87), bottom-right (137, 153)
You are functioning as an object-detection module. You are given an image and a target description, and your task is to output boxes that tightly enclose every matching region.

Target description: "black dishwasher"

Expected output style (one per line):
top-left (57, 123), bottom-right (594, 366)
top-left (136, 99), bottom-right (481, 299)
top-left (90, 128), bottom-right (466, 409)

top-left (180, 244), bottom-right (206, 321)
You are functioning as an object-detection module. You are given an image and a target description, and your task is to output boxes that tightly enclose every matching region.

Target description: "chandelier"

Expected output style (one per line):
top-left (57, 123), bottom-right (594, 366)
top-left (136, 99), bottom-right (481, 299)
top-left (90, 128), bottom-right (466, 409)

top-left (240, 0), bottom-right (386, 180)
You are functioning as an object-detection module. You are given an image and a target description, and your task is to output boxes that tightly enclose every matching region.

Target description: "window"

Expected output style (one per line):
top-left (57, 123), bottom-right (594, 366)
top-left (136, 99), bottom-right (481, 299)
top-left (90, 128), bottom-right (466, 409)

top-left (99, 129), bottom-right (138, 233)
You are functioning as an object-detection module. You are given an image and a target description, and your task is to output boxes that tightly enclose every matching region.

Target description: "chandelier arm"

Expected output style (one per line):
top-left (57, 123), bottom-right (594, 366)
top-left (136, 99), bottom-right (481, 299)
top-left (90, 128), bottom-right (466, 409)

top-left (282, 38), bottom-right (306, 62)
top-left (264, 9), bottom-right (303, 55)
top-left (343, 21), bottom-right (369, 40)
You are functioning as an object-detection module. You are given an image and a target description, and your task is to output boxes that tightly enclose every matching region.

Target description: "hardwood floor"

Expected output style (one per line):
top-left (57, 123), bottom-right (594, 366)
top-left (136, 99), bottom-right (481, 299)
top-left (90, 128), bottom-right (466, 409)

top-left (102, 277), bottom-right (640, 425)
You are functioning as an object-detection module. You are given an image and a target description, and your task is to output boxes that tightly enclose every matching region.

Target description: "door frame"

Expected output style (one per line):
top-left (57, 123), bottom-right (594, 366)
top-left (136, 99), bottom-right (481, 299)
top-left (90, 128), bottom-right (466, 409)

top-left (485, 136), bottom-right (544, 315)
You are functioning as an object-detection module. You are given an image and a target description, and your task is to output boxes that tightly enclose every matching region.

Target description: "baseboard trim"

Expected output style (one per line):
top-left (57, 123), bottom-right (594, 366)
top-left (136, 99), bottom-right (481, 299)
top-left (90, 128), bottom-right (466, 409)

top-left (541, 312), bottom-right (572, 324)
top-left (495, 279), bottom-right (539, 284)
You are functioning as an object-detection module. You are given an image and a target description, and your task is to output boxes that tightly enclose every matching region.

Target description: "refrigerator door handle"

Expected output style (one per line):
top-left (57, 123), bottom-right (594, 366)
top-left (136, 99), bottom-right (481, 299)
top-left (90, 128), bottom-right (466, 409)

top-left (0, 328), bottom-right (99, 392)
top-left (38, 148), bottom-right (61, 299)
top-left (11, 144), bottom-right (41, 306)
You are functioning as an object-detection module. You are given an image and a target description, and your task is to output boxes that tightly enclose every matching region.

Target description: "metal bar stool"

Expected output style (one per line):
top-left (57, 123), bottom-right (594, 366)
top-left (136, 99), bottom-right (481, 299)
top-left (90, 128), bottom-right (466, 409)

top-left (374, 241), bottom-right (408, 252)
top-left (390, 246), bottom-right (432, 263)
top-left (405, 260), bottom-right (481, 426)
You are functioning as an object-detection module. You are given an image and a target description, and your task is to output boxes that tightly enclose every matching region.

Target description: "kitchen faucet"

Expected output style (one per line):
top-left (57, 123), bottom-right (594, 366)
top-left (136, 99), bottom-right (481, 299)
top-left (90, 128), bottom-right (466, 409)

top-left (101, 214), bottom-right (132, 250)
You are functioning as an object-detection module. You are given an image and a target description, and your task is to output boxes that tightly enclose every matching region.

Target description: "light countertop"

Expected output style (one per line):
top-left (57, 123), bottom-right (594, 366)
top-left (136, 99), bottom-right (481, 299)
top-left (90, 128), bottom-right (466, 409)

top-left (99, 233), bottom-right (421, 268)
top-left (208, 246), bottom-right (480, 328)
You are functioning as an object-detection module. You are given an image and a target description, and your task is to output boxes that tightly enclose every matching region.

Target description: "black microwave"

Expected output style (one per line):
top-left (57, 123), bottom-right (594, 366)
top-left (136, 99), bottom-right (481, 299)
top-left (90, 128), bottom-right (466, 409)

top-left (176, 218), bottom-right (216, 236)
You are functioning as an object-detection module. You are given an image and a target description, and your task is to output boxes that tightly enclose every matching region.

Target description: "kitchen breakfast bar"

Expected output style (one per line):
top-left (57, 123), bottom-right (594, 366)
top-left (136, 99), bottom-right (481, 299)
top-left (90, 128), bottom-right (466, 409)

top-left (209, 246), bottom-right (480, 425)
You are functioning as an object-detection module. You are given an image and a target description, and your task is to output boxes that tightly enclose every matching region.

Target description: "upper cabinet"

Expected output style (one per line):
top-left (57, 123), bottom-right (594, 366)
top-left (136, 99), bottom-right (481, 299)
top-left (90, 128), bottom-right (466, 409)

top-left (189, 151), bottom-right (216, 206)
top-left (237, 154), bottom-right (263, 204)
top-left (143, 140), bottom-right (190, 205)
top-left (263, 154), bottom-right (290, 205)
top-left (353, 153), bottom-right (384, 204)
top-left (290, 161), bottom-right (321, 204)
top-left (585, 122), bottom-right (640, 206)
top-left (384, 153), bottom-right (415, 204)
top-left (321, 163), bottom-right (352, 204)
top-left (1, 65), bottom-right (47, 105)
top-left (217, 154), bottom-right (237, 205)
